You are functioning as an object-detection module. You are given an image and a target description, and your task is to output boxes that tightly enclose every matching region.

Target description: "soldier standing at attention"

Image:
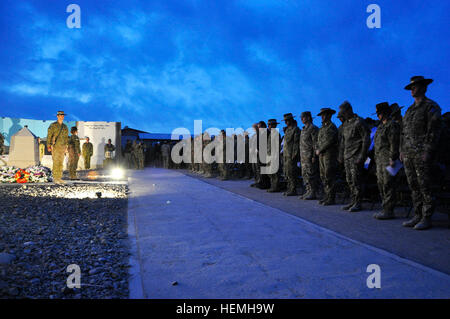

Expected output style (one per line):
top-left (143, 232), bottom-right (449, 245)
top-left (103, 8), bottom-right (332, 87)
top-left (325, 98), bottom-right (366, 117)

top-left (161, 141), bottom-right (171, 169)
top-left (338, 101), bottom-right (370, 212)
top-left (104, 138), bottom-right (116, 168)
top-left (47, 111), bottom-right (69, 184)
top-left (37, 137), bottom-right (45, 162)
top-left (256, 121), bottom-right (270, 189)
top-left (82, 137), bottom-right (93, 169)
top-left (282, 113), bottom-right (301, 196)
top-left (401, 76), bottom-right (442, 230)
top-left (316, 108), bottom-right (339, 206)
top-left (68, 126), bottom-right (81, 180)
top-left (373, 102), bottom-right (401, 220)
top-left (250, 123), bottom-right (260, 187)
top-left (267, 119), bottom-right (282, 192)
top-left (299, 111), bottom-right (319, 200)
top-left (0, 132), bottom-right (4, 155)
top-left (217, 130), bottom-right (230, 180)
top-left (123, 140), bottom-right (133, 169)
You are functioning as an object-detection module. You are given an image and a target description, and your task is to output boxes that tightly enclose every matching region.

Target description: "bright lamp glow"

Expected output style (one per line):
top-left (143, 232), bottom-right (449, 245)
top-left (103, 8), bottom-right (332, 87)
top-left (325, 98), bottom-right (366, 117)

top-left (111, 168), bottom-right (124, 180)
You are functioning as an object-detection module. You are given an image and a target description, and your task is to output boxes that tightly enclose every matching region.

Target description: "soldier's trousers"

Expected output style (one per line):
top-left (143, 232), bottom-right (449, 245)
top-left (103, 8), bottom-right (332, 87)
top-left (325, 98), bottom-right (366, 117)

top-left (319, 153), bottom-right (337, 201)
top-left (344, 158), bottom-right (364, 205)
top-left (218, 162), bottom-right (230, 179)
top-left (202, 162), bottom-right (213, 176)
top-left (52, 145), bottom-right (65, 181)
top-left (163, 156), bottom-right (170, 169)
top-left (267, 157), bottom-right (281, 190)
top-left (83, 155), bottom-right (91, 169)
top-left (68, 154), bottom-right (79, 179)
top-left (252, 163), bottom-right (260, 184)
top-left (283, 157), bottom-right (297, 193)
top-left (301, 156), bottom-right (319, 195)
top-left (403, 153), bottom-right (434, 217)
top-left (375, 157), bottom-right (396, 212)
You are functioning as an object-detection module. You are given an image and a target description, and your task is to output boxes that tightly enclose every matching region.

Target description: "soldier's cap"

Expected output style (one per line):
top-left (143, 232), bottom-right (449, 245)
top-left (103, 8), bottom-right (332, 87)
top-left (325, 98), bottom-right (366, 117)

top-left (338, 101), bottom-right (353, 111)
top-left (372, 102), bottom-right (390, 115)
top-left (404, 76), bottom-right (433, 90)
top-left (267, 119), bottom-right (280, 125)
top-left (317, 108), bottom-right (336, 116)
top-left (282, 113), bottom-right (295, 121)
top-left (56, 111), bottom-right (66, 116)
top-left (390, 103), bottom-right (404, 115)
top-left (300, 111), bottom-right (313, 119)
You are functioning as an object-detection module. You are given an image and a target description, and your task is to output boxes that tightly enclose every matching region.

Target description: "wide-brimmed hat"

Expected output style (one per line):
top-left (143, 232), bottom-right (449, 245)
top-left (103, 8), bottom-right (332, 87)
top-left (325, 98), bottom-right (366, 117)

top-left (56, 111), bottom-right (67, 116)
top-left (267, 119), bottom-right (280, 125)
top-left (300, 111), bottom-right (313, 119)
top-left (404, 76), bottom-right (433, 90)
top-left (282, 113), bottom-right (295, 121)
top-left (317, 108), bottom-right (336, 116)
top-left (390, 103), bottom-right (404, 115)
top-left (372, 102), bottom-right (390, 115)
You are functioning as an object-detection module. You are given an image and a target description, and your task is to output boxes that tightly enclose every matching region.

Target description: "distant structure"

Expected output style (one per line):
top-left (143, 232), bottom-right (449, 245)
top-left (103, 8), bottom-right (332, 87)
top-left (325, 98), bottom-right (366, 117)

top-left (7, 126), bottom-right (39, 168)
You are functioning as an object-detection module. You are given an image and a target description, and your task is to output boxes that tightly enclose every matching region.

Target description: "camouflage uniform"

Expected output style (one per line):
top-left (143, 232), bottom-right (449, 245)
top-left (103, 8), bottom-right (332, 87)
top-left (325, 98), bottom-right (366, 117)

top-left (267, 128), bottom-right (282, 191)
top-left (123, 141), bottom-right (133, 169)
top-left (68, 134), bottom-right (81, 179)
top-left (0, 132), bottom-right (4, 155)
top-left (161, 142), bottom-right (171, 169)
top-left (402, 98), bottom-right (442, 220)
top-left (82, 142), bottom-right (93, 169)
top-left (39, 142), bottom-right (46, 162)
top-left (217, 133), bottom-right (230, 180)
top-left (104, 143), bottom-right (116, 168)
top-left (339, 114), bottom-right (370, 209)
top-left (300, 123), bottom-right (319, 198)
top-left (47, 122), bottom-right (69, 182)
top-left (202, 133), bottom-right (213, 177)
top-left (283, 125), bottom-right (301, 195)
top-left (374, 118), bottom-right (401, 215)
top-left (316, 121), bottom-right (339, 204)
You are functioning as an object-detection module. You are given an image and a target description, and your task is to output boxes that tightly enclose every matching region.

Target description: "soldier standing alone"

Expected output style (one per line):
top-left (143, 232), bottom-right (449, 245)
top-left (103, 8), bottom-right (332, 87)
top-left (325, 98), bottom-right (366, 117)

top-left (316, 108), bottom-right (339, 205)
top-left (401, 76), bottom-right (442, 230)
top-left (68, 126), bottom-right (81, 180)
top-left (373, 102), bottom-right (401, 220)
top-left (47, 111), bottom-right (69, 184)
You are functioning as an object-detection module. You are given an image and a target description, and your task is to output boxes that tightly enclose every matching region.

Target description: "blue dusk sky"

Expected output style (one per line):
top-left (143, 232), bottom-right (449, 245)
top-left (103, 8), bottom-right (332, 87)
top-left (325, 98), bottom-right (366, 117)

top-left (0, 0), bottom-right (448, 133)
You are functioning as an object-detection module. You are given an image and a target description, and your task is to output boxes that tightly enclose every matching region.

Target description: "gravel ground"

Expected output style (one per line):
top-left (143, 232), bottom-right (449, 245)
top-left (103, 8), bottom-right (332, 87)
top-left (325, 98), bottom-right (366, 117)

top-left (0, 183), bottom-right (129, 299)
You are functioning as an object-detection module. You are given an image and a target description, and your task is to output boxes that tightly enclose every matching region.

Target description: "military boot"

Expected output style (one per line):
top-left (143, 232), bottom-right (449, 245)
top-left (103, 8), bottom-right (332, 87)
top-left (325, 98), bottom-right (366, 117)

top-left (284, 190), bottom-right (297, 196)
top-left (348, 202), bottom-right (362, 212)
top-left (402, 214), bottom-right (422, 228)
top-left (373, 210), bottom-right (395, 220)
top-left (342, 202), bottom-right (354, 211)
top-left (413, 216), bottom-right (432, 230)
top-left (322, 199), bottom-right (336, 206)
top-left (303, 191), bottom-right (317, 200)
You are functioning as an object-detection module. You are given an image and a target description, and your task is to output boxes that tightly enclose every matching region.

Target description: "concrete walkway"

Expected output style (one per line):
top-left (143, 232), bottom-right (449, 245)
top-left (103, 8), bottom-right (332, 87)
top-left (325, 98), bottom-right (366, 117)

top-left (128, 168), bottom-right (450, 298)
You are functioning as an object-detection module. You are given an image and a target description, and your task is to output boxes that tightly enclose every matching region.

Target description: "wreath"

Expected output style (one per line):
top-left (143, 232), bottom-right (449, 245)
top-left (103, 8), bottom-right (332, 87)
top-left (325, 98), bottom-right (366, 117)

top-left (14, 169), bottom-right (30, 184)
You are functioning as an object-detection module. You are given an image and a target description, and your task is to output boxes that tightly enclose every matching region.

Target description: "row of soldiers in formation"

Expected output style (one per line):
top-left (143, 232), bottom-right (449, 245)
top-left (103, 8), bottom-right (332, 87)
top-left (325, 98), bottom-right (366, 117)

top-left (169, 76), bottom-right (447, 231)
